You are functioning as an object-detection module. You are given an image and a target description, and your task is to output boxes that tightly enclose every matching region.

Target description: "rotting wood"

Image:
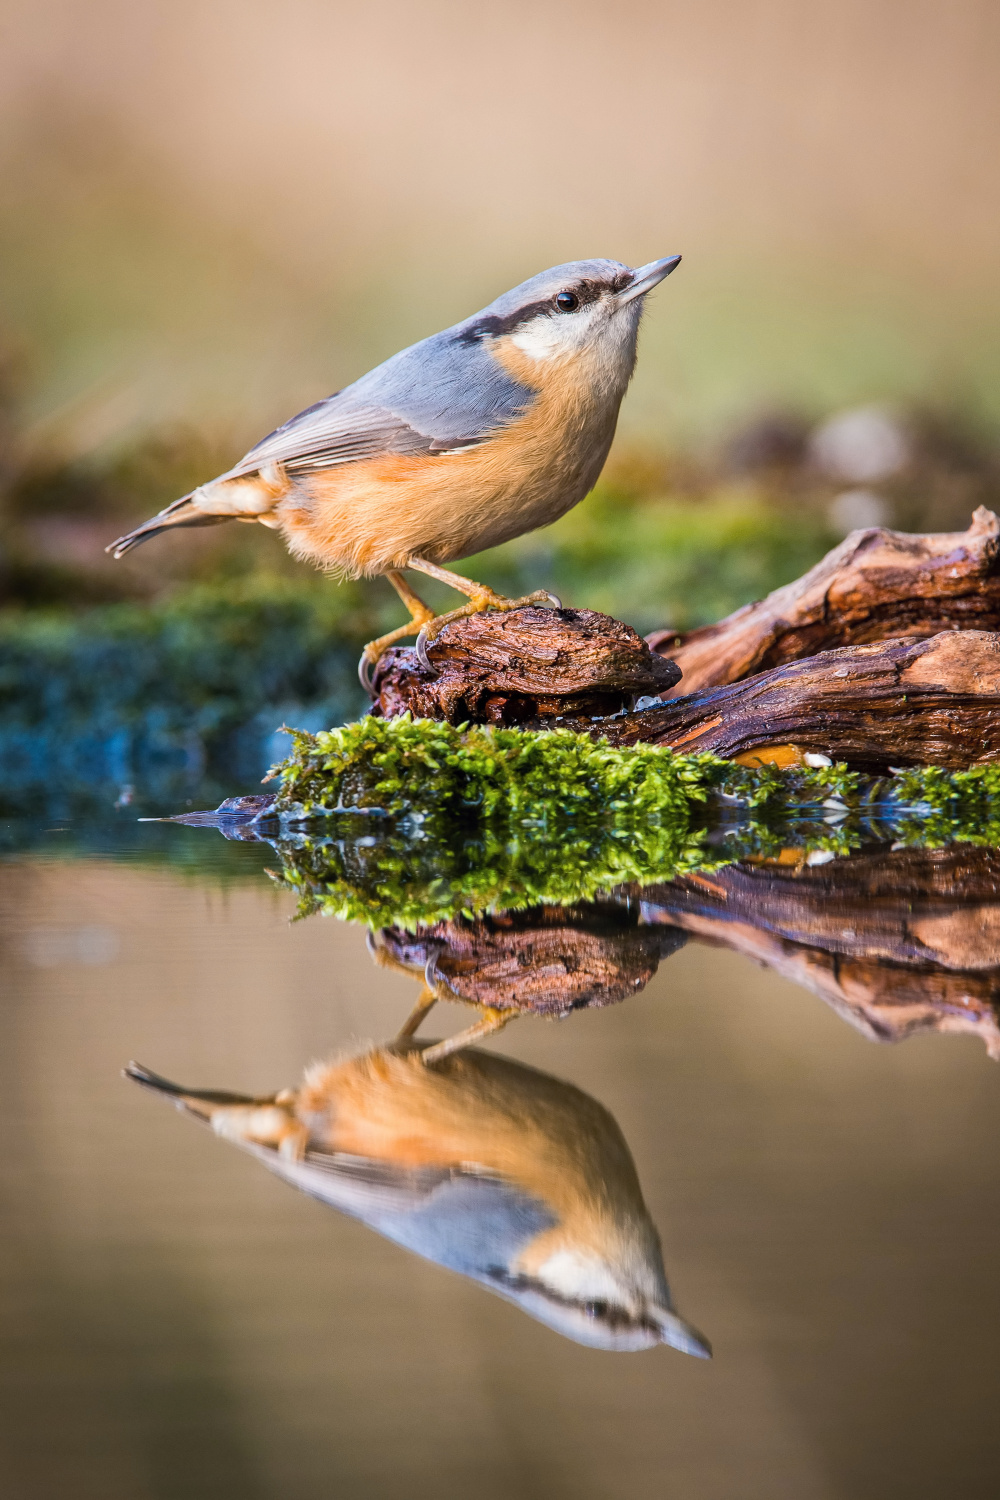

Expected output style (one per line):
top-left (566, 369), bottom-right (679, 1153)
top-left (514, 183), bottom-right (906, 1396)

top-left (587, 630), bottom-right (1000, 767)
top-left (366, 512), bottom-right (1000, 768)
top-left (647, 505), bottom-right (1000, 696)
top-left (371, 605), bottom-right (679, 725)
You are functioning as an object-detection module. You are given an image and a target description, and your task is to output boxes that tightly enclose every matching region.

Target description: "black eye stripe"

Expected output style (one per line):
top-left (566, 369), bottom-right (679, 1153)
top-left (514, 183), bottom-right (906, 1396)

top-left (458, 276), bottom-right (624, 343)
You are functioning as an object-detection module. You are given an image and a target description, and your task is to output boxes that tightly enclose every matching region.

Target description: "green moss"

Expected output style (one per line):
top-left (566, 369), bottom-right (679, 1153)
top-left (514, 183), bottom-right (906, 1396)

top-left (263, 717), bottom-right (1000, 928)
top-left (881, 763), bottom-right (1000, 846)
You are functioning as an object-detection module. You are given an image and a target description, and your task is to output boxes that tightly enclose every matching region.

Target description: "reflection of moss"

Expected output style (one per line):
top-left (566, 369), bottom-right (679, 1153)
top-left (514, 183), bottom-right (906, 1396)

top-left (270, 817), bottom-right (725, 928)
top-left (264, 812), bottom-right (882, 930)
top-left (886, 763), bottom-right (1000, 846)
top-left (265, 718), bottom-right (1000, 928)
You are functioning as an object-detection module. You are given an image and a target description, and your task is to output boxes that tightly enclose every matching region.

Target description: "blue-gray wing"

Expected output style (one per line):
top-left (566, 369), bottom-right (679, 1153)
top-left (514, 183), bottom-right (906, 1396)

top-left (255, 1146), bottom-right (555, 1280)
top-left (224, 329), bottom-right (536, 478)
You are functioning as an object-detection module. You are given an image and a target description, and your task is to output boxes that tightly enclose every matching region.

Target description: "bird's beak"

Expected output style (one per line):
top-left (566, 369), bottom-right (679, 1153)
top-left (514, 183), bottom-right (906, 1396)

top-left (618, 255), bottom-right (682, 303)
top-left (653, 1306), bottom-right (713, 1358)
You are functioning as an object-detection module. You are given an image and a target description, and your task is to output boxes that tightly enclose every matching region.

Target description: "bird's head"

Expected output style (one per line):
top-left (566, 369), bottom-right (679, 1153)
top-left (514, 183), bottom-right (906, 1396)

top-left (498, 1243), bottom-right (711, 1355)
top-left (458, 256), bottom-right (681, 372)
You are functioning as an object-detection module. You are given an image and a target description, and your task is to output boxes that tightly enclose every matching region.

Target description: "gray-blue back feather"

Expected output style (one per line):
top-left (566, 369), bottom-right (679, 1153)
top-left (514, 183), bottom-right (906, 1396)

top-left (258, 1148), bottom-right (556, 1281)
top-left (227, 259), bottom-right (631, 476)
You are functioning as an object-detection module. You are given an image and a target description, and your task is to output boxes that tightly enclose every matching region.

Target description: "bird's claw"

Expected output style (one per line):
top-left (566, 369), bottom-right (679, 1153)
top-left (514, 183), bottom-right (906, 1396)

top-left (358, 649), bottom-right (377, 697)
top-left (414, 627), bottom-right (437, 675)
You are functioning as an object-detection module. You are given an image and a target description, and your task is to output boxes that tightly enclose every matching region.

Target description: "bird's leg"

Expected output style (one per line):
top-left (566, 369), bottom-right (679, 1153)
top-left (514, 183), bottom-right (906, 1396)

top-left (420, 1007), bottom-right (516, 1066)
top-left (395, 984), bottom-right (438, 1041)
top-left (406, 556), bottom-right (562, 672)
top-left (358, 570), bottom-right (438, 694)
top-left (367, 936), bottom-right (451, 1044)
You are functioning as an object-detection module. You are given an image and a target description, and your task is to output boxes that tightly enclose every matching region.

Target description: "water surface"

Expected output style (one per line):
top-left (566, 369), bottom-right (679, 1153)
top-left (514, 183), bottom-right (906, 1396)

top-left (2, 810), bottom-right (1000, 1498)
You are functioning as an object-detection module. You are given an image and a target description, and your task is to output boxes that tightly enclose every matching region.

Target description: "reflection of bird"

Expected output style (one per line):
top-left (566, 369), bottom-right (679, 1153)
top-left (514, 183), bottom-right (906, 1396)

top-left (126, 1047), bottom-right (709, 1356)
top-left (107, 256), bottom-right (680, 687)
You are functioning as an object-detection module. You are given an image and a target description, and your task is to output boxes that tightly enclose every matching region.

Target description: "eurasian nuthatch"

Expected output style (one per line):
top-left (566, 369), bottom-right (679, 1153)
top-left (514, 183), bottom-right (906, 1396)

top-left (108, 256), bottom-right (681, 686)
top-left (126, 1046), bottom-right (709, 1356)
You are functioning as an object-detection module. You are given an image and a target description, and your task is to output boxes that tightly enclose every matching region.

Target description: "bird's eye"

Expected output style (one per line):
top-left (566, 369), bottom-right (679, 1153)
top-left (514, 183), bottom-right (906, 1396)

top-left (584, 1300), bottom-right (609, 1319)
top-left (555, 291), bottom-right (578, 312)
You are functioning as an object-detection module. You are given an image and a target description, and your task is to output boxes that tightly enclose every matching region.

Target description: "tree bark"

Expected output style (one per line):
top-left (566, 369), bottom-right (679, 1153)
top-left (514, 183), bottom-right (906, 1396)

top-left (371, 606), bottom-right (679, 725)
top-left (647, 505), bottom-right (1000, 695)
top-left (587, 630), bottom-right (1000, 767)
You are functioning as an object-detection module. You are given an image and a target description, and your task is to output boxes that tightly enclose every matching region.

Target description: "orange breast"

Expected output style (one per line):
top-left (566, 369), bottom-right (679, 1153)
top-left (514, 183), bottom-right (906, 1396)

top-left (275, 340), bottom-right (623, 577)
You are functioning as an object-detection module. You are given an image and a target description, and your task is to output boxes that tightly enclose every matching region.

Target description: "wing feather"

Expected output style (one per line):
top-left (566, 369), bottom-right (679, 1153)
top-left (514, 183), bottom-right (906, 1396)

top-left (222, 327), bottom-right (536, 480)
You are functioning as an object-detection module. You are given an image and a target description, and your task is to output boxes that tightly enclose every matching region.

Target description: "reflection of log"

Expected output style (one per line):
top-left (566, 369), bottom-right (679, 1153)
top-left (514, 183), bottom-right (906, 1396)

top-left (591, 630), bottom-right (1000, 767)
top-left (372, 607), bottom-right (679, 725)
top-left (378, 905), bottom-right (686, 1017)
top-left (638, 846), bottom-right (1000, 1054)
top-left (648, 506), bottom-right (1000, 696)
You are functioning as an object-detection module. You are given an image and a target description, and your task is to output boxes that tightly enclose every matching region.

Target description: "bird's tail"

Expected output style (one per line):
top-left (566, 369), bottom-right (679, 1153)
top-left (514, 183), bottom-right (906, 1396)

top-left (124, 1060), bottom-right (269, 1122)
top-left (106, 493), bottom-right (231, 559)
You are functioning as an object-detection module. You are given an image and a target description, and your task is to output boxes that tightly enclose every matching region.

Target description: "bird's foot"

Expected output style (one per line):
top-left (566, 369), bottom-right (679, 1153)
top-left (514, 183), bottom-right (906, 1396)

top-left (414, 588), bottom-right (562, 673)
top-left (358, 608), bottom-right (437, 695)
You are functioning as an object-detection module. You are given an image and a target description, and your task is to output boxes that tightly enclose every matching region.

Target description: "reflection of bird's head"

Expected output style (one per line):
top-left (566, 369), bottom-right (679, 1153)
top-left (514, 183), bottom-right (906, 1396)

top-left (126, 1046), bottom-right (709, 1357)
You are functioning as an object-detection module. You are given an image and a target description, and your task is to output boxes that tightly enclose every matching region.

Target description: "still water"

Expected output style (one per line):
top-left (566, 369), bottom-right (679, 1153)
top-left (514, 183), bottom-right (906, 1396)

top-left (2, 807), bottom-right (1000, 1498)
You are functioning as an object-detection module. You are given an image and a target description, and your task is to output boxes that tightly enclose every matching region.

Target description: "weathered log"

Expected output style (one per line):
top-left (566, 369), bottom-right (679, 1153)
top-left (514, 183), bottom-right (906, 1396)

top-left (586, 630), bottom-right (1000, 767)
top-left (647, 505), bottom-right (1000, 696)
top-left (364, 514), bottom-right (1000, 767)
top-left (370, 606), bottom-right (679, 724)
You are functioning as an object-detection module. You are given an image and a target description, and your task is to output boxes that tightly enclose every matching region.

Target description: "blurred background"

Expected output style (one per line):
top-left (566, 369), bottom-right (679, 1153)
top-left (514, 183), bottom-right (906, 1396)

top-left (2, 0), bottom-right (999, 805)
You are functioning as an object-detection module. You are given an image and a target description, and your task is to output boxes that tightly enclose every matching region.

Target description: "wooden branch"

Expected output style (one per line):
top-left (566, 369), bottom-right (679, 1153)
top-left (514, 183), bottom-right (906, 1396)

top-left (590, 630), bottom-right (1000, 767)
top-left (371, 606), bottom-right (679, 725)
top-left (647, 505), bottom-right (1000, 696)
top-left (364, 513), bottom-right (1000, 767)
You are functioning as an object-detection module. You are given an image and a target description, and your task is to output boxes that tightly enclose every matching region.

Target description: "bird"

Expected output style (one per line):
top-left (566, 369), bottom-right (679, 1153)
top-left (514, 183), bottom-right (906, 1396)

top-left (125, 1045), bottom-right (710, 1356)
top-left (107, 255), bottom-right (681, 690)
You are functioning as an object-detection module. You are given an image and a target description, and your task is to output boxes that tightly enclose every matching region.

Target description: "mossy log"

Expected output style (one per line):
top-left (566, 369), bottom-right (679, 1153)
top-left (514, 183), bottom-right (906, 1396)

top-left (647, 505), bottom-right (1000, 695)
top-left (369, 511), bottom-right (1000, 769)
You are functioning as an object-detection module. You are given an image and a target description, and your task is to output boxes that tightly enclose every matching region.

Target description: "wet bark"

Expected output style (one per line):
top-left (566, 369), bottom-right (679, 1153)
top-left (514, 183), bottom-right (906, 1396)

top-left (587, 630), bottom-right (1000, 768)
top-left (371, 606), bottom-right (679, 725)
top-left (368, 511), bottom-right (1000, 768)
top-left (647, 505), bottom-right (1000, 695)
